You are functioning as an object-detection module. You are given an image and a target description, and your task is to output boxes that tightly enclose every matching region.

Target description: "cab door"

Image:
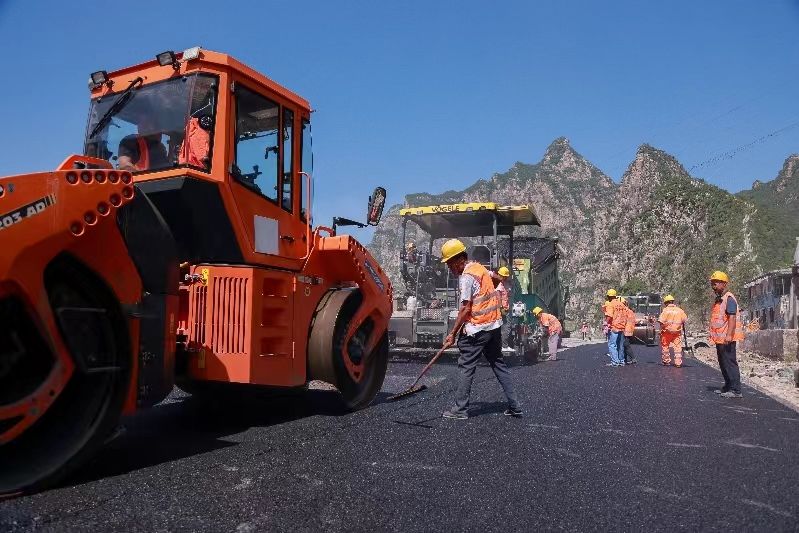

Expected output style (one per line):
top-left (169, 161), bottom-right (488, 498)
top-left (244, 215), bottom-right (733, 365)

top-left (227, 81), bottom-right (305, 269)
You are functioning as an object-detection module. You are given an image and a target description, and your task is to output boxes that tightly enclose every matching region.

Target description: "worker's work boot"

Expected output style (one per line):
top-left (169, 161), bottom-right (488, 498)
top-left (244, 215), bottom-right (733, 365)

top-left (442, 410), bottom-right (468, 420)
top-left (714, 388), bottom-right (728, 394)
top-left (720, 391), bottom-right (743, 399)
top-left (503, 408), bottom-right (523, 418)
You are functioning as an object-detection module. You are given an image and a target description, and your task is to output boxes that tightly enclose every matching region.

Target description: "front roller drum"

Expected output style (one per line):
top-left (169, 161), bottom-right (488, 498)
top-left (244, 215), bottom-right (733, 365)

top-left (0, 257), bottom-right (131, 497)
top-left (308, 289), bottom-right (388, 409)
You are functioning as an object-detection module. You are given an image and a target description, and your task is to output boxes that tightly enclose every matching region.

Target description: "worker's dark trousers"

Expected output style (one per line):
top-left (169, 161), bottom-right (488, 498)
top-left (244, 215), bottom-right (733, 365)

top-left (452, 327), bottom-right (520, 415)
top-left (716, 342), bottom-right (741, 393)
top-left (500, 317), bottom-right (511, 348)
top-left (623, 335), bottom-right (635, 363)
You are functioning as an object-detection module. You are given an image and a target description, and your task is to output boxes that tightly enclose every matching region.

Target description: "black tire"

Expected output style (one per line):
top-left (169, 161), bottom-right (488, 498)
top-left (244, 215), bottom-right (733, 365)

top-left (0, 256), bottom-right (131, 496)
top-left (309, 289), bottom-right (389, 410)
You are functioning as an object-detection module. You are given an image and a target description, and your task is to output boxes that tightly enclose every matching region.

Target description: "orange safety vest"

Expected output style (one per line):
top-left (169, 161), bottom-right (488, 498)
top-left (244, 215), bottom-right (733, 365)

top-left (539, 312), bottom-right (562, 335)
top-left (658, 304), bottom-right (687, 333)
top-left (623, 307), bottom-right (636, 336)
top-left (609, 300), bottom-right (627, 332)
top-left (709, 292), bottom-right (744, 344)
top-left (135, 137), bottom-right (150, 171)
top-left (463, 262), bottom-right (502, 325)
top-left (178, 117), bottom-right (211, 168)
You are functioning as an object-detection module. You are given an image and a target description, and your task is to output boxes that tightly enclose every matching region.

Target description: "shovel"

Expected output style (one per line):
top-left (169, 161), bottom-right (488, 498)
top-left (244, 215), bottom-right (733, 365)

top-left (682, 327), bottom-right (695, 358)
top-left (388, 325), bottom-right (463, 401)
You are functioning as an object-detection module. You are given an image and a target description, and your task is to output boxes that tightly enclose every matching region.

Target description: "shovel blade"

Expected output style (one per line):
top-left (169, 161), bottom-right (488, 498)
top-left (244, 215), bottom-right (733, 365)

top-left (387, 384), bottom-right (428, 402)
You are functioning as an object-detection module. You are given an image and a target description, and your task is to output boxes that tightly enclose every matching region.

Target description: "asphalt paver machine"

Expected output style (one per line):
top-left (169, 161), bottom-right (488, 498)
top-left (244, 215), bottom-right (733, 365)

top-left (0, 48), bottom-right (393, 496)
top-left (389, 202), bottom-right (541, 353)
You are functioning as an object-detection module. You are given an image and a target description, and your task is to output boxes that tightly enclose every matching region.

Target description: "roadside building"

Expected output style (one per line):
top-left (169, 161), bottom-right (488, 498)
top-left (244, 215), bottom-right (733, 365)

top-left (744, 269), bottom-right (795, 329)
top-left (736, 238), bottom-right (799, 365)
top-left (794, 237), bottom-right (799, 330)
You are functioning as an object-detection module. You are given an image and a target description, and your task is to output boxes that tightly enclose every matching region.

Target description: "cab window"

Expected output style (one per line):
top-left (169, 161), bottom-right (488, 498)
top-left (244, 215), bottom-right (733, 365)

top-left (281, 108), bottom-right (294, 212)
top-left (233, 85), bottom-right (280, 202)
top-left (84, 74), bottom-right (217, 173)
top-left (300, 119), bottom-right (313, 221)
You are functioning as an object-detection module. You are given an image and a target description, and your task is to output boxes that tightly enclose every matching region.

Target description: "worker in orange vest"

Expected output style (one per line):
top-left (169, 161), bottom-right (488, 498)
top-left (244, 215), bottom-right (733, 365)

top-left (491, 266), bottom-right (513, 351)
top-left (601, 290), bottom-right (614, 357)
top-left (620, 297), bottom-right (638, 365)
top-left (709, 271), bottom-right (745, 398)
top-left (533, 307), bottom-right (562, 361)
top-left (603, 289), bottom-right (626, 366)
top-left (118, 114), bottom-right (169, 171)
top-left (658, 294), bottom-right (687, 367)
top-left (492, 266), bottom-right (511, 311)
top-left (440, 239), bottom-right (522, 419)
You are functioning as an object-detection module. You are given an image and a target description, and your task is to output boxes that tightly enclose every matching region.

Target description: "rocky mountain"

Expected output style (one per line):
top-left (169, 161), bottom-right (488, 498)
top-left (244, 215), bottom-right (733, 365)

top-left (737, 154), bottom-right (799, 266)
top-left (368, 138), bottom-right (799, 327)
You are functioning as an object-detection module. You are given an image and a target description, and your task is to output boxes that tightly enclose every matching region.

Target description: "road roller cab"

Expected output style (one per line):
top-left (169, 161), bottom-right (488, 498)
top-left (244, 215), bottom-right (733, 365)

top-left (0, 48), bottom-right (392, 496)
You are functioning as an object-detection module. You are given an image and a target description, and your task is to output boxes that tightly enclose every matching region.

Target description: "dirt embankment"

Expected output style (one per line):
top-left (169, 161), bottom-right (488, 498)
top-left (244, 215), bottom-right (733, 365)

top-left (693, 346), bottom-right (799, 412)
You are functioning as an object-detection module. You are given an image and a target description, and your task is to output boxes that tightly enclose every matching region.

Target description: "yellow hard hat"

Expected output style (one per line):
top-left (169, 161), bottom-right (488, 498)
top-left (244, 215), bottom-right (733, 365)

top-left (440, 238), bottom-right (467, 263)
top-left (497, 266), bottom-right (510, 277)
top-left (663, 294), bottom-right (675, 303)
top-left (606, 289), bottom-right (617, 297)
top-left (532, 306), bottom-right (543, 315)
top-left (709, 270), bottom-right (729, 283)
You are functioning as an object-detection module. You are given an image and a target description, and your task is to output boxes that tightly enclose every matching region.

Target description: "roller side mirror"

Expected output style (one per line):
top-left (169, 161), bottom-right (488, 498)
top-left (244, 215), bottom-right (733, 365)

top-left (367, 187), bottom-right (386, 226)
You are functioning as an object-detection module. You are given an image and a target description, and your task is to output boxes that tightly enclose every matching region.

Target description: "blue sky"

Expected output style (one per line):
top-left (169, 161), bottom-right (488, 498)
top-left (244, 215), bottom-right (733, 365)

top-left (1, 1), bottom-right (798, 236)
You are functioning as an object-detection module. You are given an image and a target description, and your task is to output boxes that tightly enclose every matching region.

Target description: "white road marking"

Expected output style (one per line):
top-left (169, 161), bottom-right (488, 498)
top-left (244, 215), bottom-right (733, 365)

top-left (636, 485), bottom-right (687, 501)
top-left (601, 428), bottom-right (631, 436)
top-left (725, 440), bottom-right (780, 453)
top-left (370, 462), bottom-right (443, 471)
top-left (740, 499), bottom-right (794, 518)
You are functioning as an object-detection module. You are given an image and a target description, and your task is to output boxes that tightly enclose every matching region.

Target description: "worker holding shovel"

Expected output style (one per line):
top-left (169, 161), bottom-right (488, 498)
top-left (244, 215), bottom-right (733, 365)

top-left (439, 239), bottom-right (522, 420)
top-left (533, 306), bottom-right (562, 361)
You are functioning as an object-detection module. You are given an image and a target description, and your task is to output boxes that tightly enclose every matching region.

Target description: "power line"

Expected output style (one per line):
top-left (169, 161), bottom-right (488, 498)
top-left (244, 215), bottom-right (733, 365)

top-left (688, 119), bottom-right (799, 172)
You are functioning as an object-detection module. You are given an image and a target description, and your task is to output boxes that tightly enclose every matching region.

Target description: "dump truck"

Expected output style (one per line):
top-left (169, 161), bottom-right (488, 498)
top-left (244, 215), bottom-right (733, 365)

top-left (497, 236), bottom-right (567, 355)
top-left (389, 202), bottom-right (541, 354)
top-left (0, 48), bottom-right (392, 496)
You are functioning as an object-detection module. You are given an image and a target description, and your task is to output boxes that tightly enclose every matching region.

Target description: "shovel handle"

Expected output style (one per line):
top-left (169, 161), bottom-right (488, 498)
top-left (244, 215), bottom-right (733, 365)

top-left (407, 324), bottom-right (464, 389)
top-left (682, 326), bottom-right (695, 357)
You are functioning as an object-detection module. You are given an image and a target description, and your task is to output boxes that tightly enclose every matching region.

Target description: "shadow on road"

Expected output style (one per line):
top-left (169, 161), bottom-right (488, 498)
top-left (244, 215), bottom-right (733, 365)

top-left (466, 401), bottom-right (509, 417)
top-left (62, 387), bottom-right (369, 490)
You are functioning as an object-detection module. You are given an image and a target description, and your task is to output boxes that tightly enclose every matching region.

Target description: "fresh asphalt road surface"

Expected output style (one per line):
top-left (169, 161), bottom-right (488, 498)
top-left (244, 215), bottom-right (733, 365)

top-left (2, 342), bottom-right (799, 532)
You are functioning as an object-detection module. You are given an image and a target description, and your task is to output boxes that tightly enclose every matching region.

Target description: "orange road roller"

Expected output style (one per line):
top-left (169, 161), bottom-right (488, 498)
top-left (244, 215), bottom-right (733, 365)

top-left (0, 48), bottom-right (392, 496)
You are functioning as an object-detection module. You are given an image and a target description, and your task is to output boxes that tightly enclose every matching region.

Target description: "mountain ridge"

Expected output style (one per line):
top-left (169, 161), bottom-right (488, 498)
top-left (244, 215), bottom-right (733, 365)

top-left (369, 139), bottom-right (799, 326)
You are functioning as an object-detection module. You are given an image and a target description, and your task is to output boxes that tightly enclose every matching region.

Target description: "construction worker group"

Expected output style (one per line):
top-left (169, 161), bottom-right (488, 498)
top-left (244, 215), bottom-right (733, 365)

top-left (435, 237), bottom-right (747, 420)
top-left (601, 270), bottom-right (745, 398)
